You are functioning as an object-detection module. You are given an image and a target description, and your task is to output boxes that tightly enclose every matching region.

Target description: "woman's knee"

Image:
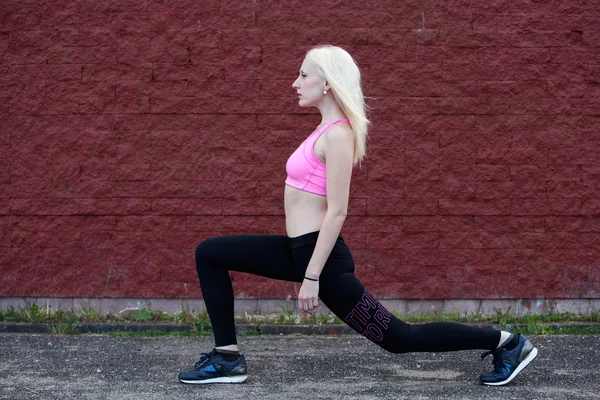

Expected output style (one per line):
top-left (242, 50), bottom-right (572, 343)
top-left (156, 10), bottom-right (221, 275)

top-left (194, 237), bottom-right (219, 263)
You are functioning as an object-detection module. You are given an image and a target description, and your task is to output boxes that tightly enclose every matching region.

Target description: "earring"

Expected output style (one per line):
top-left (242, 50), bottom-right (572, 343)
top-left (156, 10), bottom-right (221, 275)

top-left (323, 89), bottom-right (327, 95)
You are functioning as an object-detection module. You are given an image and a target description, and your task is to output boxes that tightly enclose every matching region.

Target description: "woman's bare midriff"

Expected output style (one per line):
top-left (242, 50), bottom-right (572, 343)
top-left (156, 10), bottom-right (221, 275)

top-left (284, 184), bottom-right (328, 238)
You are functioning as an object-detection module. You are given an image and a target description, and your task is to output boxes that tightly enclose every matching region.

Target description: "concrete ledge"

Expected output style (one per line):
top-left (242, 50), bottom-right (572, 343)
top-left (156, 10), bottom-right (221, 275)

top-left (1, 297), bottom-right (599, 316)
top-left (1, 322), bottom-right (598, 335)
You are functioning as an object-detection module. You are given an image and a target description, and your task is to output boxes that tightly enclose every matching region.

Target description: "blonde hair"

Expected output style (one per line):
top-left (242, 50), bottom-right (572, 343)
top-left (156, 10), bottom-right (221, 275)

top-left (304, 45), bottom-right (370, 167)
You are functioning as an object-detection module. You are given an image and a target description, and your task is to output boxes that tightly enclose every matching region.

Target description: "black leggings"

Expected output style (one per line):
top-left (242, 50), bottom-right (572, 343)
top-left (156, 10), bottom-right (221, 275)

top-left (195, 230), bottom-right (501, 353)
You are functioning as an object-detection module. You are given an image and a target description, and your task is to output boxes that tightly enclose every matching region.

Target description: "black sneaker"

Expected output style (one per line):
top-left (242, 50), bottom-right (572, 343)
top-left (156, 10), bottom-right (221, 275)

top-left (178, 348), bottom-right (248, 384)
top-left (480, 334), bottom-right (538, 386)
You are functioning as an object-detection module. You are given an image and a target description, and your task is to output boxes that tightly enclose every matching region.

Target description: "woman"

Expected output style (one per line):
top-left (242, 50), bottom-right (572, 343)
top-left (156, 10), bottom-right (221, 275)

top-left (178, 45), bottom-right (538, 386)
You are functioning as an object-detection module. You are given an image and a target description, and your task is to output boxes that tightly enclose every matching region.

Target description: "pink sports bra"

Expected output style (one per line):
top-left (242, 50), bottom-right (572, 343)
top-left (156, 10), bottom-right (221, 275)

top-left (285, 119), bottom-right (350, 196)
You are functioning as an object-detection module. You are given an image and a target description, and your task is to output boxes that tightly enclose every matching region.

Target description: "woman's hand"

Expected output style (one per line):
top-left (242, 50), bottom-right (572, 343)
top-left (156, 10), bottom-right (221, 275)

top-left (298, 279), bottom-right (320, 314)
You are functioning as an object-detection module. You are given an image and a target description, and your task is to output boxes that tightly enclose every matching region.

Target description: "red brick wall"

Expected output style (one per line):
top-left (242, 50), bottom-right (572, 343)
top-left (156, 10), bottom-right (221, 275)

top-left (1, 0), bottom-right (599, 300)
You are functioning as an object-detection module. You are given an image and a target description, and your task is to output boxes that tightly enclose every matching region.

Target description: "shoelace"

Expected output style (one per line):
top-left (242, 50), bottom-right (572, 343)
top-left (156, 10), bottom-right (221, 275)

top-left (194, 351), bottom-right (215, 369)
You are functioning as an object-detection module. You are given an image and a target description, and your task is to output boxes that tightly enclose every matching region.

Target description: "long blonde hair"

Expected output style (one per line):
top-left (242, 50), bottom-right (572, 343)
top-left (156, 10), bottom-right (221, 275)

top-left (304, 45), bottom-right (370, 167)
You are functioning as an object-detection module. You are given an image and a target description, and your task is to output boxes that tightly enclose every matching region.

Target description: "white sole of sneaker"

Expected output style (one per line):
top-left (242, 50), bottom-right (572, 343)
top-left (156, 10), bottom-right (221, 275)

top-left (482, 347), bottom-right (538, 386)
top-left (179, 375), bottom-right (247, 384)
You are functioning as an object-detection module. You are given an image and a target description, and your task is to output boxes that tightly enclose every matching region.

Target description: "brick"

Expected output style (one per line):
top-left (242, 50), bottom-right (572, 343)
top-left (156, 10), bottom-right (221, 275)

top-left (550, 146), bottom-right (600, 165)
top-left (0, 32), bottom-right (7, 50)
top-left (80, 160), bottom-right (152, 182)
top-left (545, 216), bottom-right (584, 232)
top-left (367, 231), bottom-right (437, 249)
top-left (538, 247), bottom-right (600, 265)
top-left (363, 180), bottom-right (405, 198)
top-left (580, 233), bottom-right (600, 249)
top-left (403, 216), bottom-right (475, 232)
top-left (440, 231), bottom-right (519, 249)
top-left (115, 216), bottom-right (187, 232)
top-left (442, 63), bottom-right (513, 81)
top-left (514, 63), bottom-right (588, 82)
top-left (474, 12), bottom-right (577, 31)
top-left (549, 181), bottom-right (600, 198)
top-left (0, 197), bottom-right (10, 215)
top-left (116, 43), bottom-right (188, 64)
top-left (367, 199), bottom-right (438, 216)
top-left (342, 216), bottom-right (400, 233)
top-left (233, 276), bottom-right (297, 298)
top-left (479, 48), bottom-right (551, 65)
top-left (478, 147), bottom-right (548, 165)
top-left (583, 97), bottom-right (600, 115)
top-left (223, 28), bottom-right (293, 46)
top-left (370, 62), bottom-right (441, 81)
top-left (0, 76), bottom-right (45, 98)
top-left (545, 265), bottom-right (590, 298)
top-left (111, 263), bottom-right (161, 283)
top-left (580, 217), bottom-right (600, 232)
top-left (440, 130), bottom-right (510, 150)
top-left (148, 199), bottom-right (221, 215)
top-left (116, 281), bottom-right (190, 298)
top-left (367, 78), bottom-right (480, 98)
top-left (512, 199), bottom-right (581, 216)
top-left (159, 264), bottom-right (201, 284)
top-left (371, 97), bottom-right (438, 115)
top-left (403, 248), bottom-right (483, 266)
top-left (549, 81), bottom-right (591, 98)
top-left (10, 229), bottom-right (81, 248)
top-left (187, 215), bottom-right (283, 233)
top-left (514, 31), bottom-right (581, 48)
top-left (113, 11), bottom-right (185, 31)
top-left (440, 199), bottom-right (510, 216)
top-left (10, 198), bottom-right (155, 216)
top-left (152, 96), bottom-right (301, 115)
top-left (367, 163), bottom-right (406, 182)
top-left (0, 217), bottom-right (8, 247)
top-left (474, 216), bottom-right (546, 233)
top-left (551, 46), bottom-right (600, 65)
top-left (584, 165), bottom-right (600, 182)
top-left (590, 264), bottom-right (600, 282)
top-left (222, 198), bottom-right (284, 216)
top-left (112, 95), bottom-right (150, 114)
top-left (476, 181), bottom-right (546, 199)
top-left (530, 165), bottom-right (580, 182)
top-left (439, 180), bottom-right (476, 199)
top-left (81, 62), bottom-right (151, 82)
top-left (512, 97), bottom-right (582, 115)
top-left (440, 97), bottom-right (511, 115)
top-left (475, 165), bottom-right (510, 182)
top-left (45, 45), bottom-right (118, 64)
top-left (405, 143), bottom-right (439, 166)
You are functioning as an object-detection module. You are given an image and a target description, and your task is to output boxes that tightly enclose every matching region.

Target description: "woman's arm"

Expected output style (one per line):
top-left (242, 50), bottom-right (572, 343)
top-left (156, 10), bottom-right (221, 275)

top-left (298, 124), bottom-right (355, 313)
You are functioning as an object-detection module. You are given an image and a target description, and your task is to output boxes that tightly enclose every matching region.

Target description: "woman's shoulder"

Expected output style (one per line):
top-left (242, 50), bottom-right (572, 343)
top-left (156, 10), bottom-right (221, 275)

top-left (324, 122), bottom-right (354, 143)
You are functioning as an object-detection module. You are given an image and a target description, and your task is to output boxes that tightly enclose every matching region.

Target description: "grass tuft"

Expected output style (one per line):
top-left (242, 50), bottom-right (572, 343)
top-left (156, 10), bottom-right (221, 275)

top-left (1, 301), bottom-right (599, 337)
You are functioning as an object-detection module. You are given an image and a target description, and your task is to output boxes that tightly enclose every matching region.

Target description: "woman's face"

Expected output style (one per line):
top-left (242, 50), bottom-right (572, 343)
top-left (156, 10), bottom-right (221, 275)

top-left (292, 60), bottom-right (326, 108)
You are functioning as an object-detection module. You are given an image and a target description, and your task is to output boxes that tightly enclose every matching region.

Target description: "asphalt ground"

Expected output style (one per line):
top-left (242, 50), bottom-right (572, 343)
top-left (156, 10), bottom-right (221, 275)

top-left (1, 333), bottom-right (598, 400)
